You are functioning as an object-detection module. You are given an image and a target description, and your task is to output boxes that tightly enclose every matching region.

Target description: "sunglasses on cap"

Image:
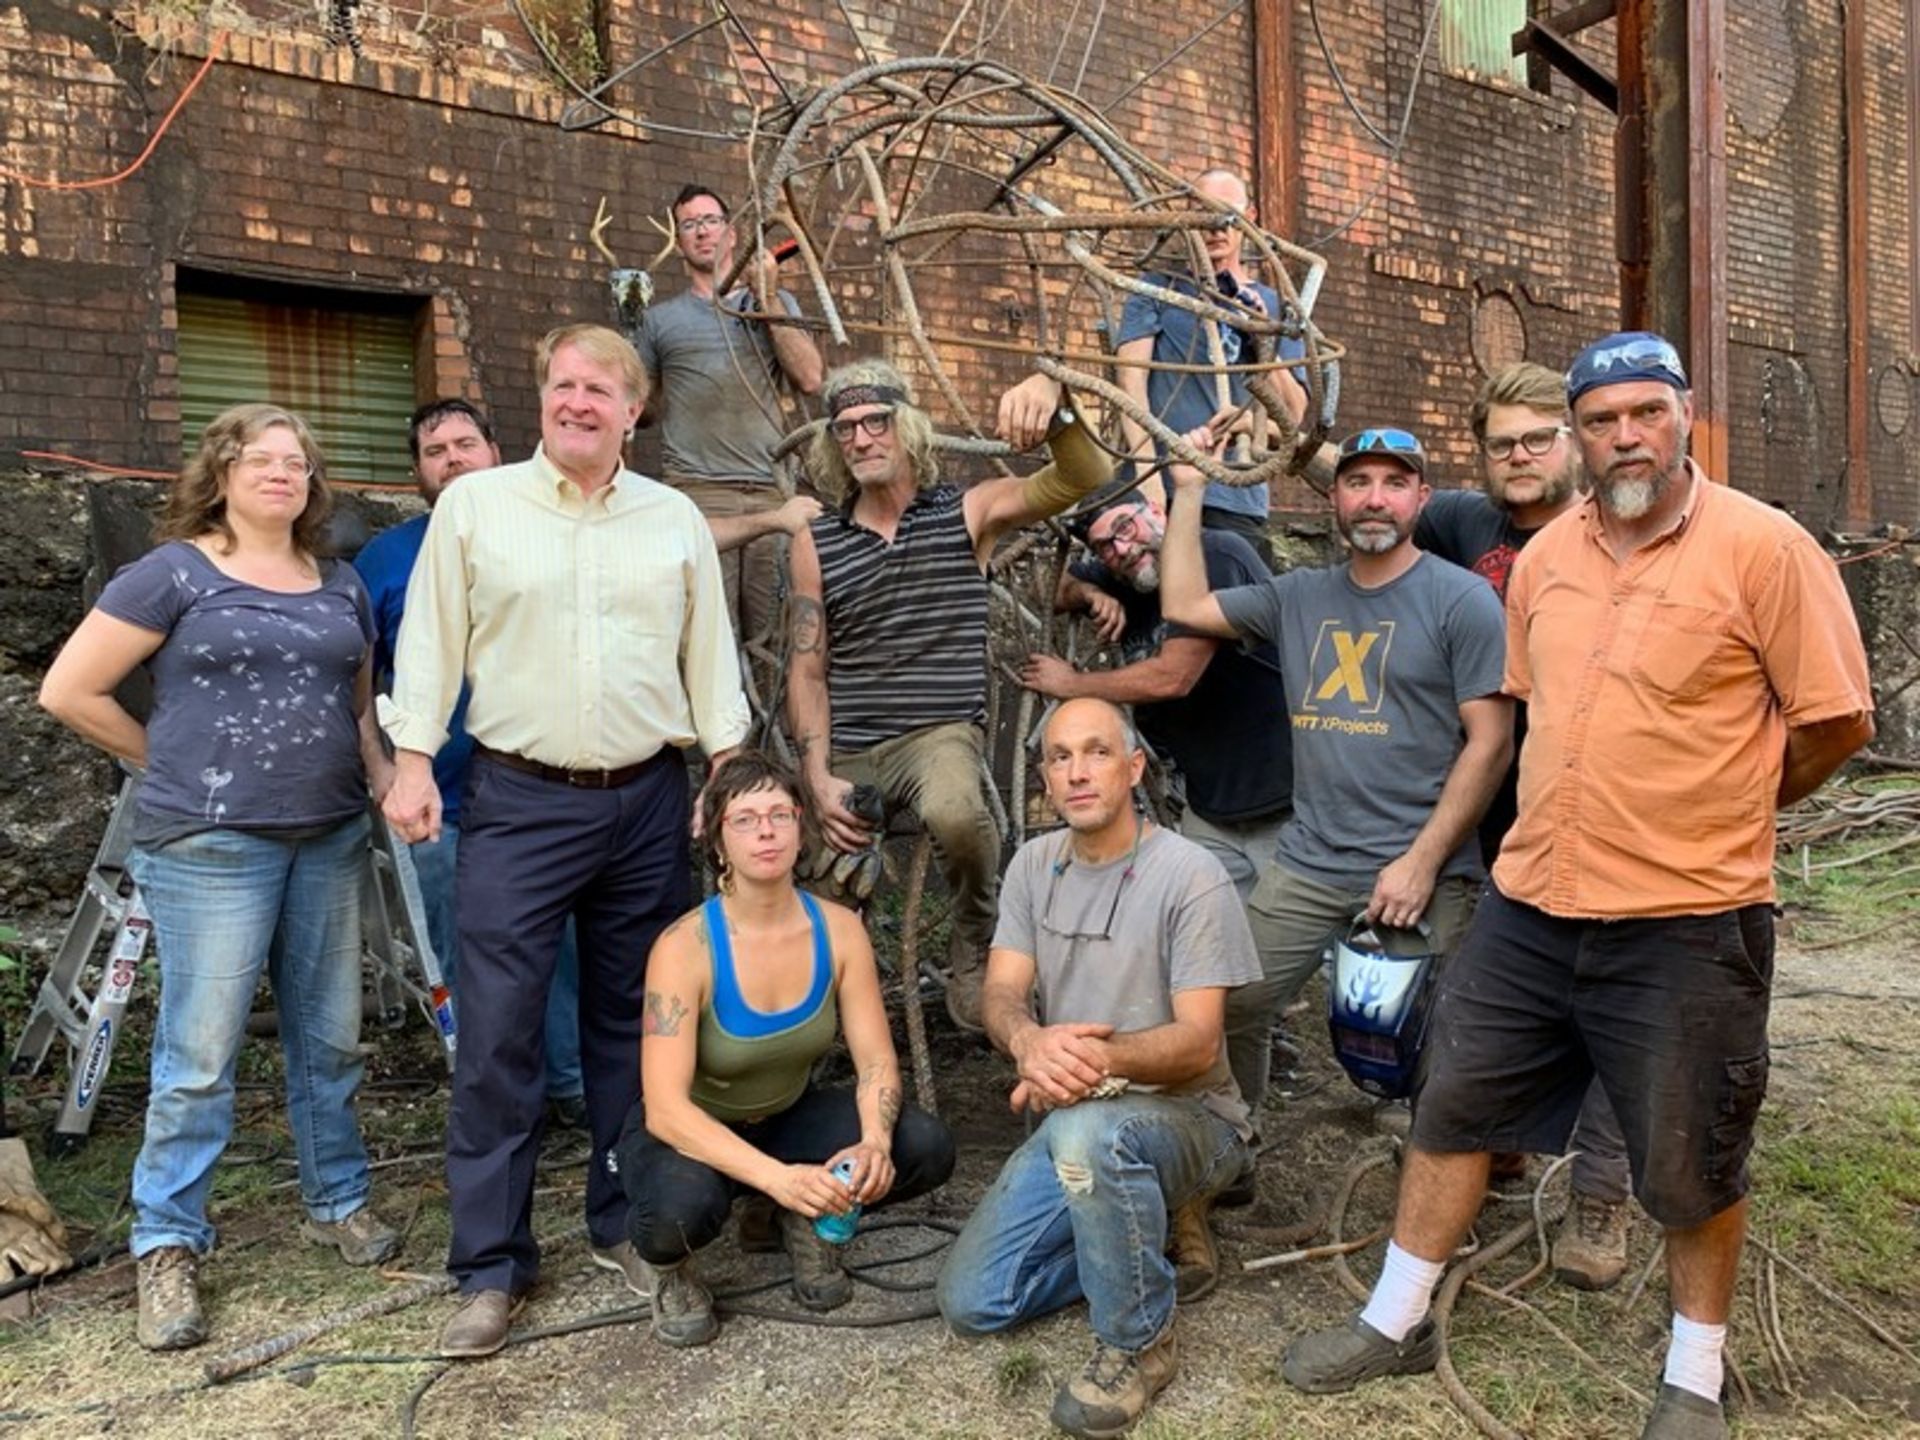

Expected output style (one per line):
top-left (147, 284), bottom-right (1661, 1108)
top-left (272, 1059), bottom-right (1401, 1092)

top-left (1336, 428), bottom-right (1424, 469)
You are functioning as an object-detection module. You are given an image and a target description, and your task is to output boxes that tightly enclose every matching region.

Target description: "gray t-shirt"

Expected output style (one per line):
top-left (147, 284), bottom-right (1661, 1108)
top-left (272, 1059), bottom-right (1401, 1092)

top-left (993, 826), bottom-right (1262, 1138)
top-left (637, 287), bottom-right (803, 485)
top-left (95, 541), bottom-right (374, 842)
top-left (1216, 553), bottom-right (1507, 888)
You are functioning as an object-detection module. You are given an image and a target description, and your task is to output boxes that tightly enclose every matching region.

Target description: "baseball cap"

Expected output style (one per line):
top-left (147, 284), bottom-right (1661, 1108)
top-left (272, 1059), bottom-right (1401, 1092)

top-left (1334, 427), bottom-right (1426, 477)
top-left (1566, 331), bottom-right (1690, 404)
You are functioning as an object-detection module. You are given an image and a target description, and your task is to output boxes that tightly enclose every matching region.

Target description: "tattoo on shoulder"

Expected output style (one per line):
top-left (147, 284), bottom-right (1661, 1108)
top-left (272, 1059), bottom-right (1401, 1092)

top-left (643, 990), bottom-right (689, 1038)
top-left (790, 595), bottom-right (825, 655)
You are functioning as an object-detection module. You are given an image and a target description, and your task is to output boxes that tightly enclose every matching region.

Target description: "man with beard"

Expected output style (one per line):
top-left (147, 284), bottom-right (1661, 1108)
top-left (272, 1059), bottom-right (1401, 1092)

top-left (354, 401), bottom-right (586, 1130)
top-left (1020, 470), bottom-right (1293, 903)
top-left (1416, 363), bottom-right (1634, 1291)
top-left (1159, 428), bottom-right (1513, 1122)
top-left (1279, 333), bottom-right (1873, 1440)
top-left (788, 360), bottom-right (1112, 1032)
top-left (639, 185), bottom-right (825, 651)
top-left (937, 697), bottom-right (1261, 1439)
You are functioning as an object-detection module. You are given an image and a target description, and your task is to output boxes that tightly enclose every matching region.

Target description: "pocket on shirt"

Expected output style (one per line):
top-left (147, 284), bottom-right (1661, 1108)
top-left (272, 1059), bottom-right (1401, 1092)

top-left (1630, 601), bottom-right (1736, 702)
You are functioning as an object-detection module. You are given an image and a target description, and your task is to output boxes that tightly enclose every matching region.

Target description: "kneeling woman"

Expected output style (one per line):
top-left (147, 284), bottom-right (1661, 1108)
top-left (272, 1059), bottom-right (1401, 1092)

top-left (615, 752), bottom-right (955, 1346)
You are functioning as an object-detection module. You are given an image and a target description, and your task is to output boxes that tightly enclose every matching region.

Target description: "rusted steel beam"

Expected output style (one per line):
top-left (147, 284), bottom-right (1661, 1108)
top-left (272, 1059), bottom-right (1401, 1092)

top-left (1514, 15), bottom-right (1618, 110)
top-left (1844, 0), bottom-right (1872, 523)
top-left (1615, 0), bottom-right (1726, 480)
top-left (1252, 0), bottom-right (1295, 239)
top-left (1686, 0), bottom-right (1728, 480)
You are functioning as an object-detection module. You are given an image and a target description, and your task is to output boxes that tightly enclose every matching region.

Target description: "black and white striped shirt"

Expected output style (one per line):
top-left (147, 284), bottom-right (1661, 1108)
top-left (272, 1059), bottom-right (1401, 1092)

top-left (813, 484), bottom-right (990, 750)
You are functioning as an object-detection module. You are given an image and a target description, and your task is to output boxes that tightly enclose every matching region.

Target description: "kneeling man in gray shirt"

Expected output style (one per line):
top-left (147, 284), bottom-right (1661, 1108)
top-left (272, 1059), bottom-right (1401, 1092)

top-left (936, 697), bottom-right (1260, 1440)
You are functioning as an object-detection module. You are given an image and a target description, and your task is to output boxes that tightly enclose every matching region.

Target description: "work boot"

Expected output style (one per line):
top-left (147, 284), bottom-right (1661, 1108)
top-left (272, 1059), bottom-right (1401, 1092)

top-left (1049, 1326), bottom-right (1179, 1438)
top-left (644, 1257), bottom-right (719, 1347)
top-left (1553, 1191), bottom-right (1630, 1291)
top-left (438, 1289), bottom-right (525, 1358)
top-left (547, 1093), bottom-right (590, 1131)
top-left (778, 1207), bottom-right (854, 1311)
top-left (1640, 1384), bottom-right (1729, 1440)
top-left (136, 1246), bottom-right (207, 1351)
top-left (736, 1192), bottom-right (781, 1253)
top-left (301, 1205), bottom-right (402, 1266)
top-left (1166, 1195), bottom-right (1220, 1303)
top-left (1281, 1314), bottom-right (1438, 1394)
top-left (590, 1239), bottom-right (650, 1298)
top-left (944, 938), bottom-right (986, 1033)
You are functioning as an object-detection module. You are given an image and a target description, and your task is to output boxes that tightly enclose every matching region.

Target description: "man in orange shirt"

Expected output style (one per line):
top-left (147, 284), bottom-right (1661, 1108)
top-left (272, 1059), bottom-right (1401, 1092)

top-left (1280, 332), bottom-right (1875, 1440)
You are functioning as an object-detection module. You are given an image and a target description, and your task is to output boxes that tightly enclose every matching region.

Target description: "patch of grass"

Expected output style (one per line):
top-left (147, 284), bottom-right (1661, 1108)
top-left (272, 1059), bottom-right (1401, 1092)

top-left (1755, 1091), bottom-right (1920, 1296)
top-left (993, 1343), bottom-right (1042, 1397)
top-left (1776, 780), bottom-right (1920, 943)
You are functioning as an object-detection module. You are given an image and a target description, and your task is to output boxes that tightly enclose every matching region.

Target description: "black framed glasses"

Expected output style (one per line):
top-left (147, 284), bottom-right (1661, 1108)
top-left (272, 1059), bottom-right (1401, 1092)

top-left (1087, 505), bottom-right (1151, 554)
top-left (1482, 425), bottom-right (1569, 461)
top-left (676, 214), bottom-right (728, 235)
top-left (1040, 854), bottom-right (1133, 943)
top-left (829, 410), bottom-right (894, 444)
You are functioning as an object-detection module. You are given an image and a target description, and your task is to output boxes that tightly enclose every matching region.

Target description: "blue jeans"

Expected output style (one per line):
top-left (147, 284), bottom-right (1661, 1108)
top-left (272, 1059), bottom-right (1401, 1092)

top-left (937, 1094), bottom-right (1247, 1352)
top-left (127, 815), bottom-right (375, 1257)
top-left (411, 823), bottom-right (583, 1099)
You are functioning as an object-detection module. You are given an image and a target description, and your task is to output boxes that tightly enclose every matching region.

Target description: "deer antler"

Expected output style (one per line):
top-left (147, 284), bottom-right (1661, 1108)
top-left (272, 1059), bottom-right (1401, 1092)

top-left (590, 196), bottom-right (619, 267)
top-left (646, 212), bottom-right (678, 268)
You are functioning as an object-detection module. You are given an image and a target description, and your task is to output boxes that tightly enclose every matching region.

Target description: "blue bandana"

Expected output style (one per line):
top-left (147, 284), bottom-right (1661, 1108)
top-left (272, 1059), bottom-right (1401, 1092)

top-left (1566, 331), bottom-right (1690, 404)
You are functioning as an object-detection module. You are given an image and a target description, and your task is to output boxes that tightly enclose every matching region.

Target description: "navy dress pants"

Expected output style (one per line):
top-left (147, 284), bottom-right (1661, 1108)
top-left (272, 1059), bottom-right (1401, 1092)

top-left (447, 749), bottom-right (689, 1295)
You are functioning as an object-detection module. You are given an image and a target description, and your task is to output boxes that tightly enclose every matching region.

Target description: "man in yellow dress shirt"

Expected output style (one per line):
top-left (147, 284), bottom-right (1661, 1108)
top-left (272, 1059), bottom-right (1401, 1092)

top-left (383, 323), bottom-right (750, 1358)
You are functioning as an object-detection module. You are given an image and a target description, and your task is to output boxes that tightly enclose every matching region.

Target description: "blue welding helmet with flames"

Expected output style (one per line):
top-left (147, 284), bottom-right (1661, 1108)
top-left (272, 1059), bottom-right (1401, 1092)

top-left (1326, 918), bottom-right (1438, 1101)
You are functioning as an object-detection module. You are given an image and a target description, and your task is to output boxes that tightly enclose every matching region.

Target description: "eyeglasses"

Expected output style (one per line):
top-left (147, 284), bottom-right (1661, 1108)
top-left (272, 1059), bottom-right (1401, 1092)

top-left (1338, 428), bottom-right (1422, 461)
top-left (676, 214), bottom-right (728, 235)
top-left (1087, 507), bottom-right (1149, 554)
top-left (1039, 824), bottom-right (1142, 943)
top-left (829, 411), bottom-right (894, 444)
top-left (238, 452), bottom-right (313, 480)
top-left (722, 806), bottom-right (799, 834)
top-left (1482, 425), bottom-right (1569, 461)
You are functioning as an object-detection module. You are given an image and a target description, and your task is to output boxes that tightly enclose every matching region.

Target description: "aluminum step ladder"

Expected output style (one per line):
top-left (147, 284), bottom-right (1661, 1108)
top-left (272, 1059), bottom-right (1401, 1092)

top-left (7, 772), bottom-right (454, 1155)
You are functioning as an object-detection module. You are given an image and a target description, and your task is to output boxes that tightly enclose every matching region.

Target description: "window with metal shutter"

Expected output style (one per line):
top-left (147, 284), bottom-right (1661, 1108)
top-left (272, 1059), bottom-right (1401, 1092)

top-left (176, 275), bottom-right (422, 486)
top-left (1438, 0), bottom-right (1529, 87)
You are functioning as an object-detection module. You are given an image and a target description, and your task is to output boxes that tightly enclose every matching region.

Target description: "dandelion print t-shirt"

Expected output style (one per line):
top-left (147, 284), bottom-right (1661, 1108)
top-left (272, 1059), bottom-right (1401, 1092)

top-left (97, 541), bottom-right (375, 846)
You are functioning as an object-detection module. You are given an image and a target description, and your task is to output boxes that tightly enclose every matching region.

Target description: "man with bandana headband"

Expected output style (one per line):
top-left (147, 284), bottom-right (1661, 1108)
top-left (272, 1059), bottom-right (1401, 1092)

top-left (787, 362), bottom-right (1111, 1031)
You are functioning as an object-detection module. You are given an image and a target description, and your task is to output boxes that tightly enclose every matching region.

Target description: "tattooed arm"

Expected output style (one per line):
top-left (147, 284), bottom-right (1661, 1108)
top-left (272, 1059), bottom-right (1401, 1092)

top-left (785, 527), bottom-right (872, 854)
top-left (827, 902), bottom-right (904, 1205)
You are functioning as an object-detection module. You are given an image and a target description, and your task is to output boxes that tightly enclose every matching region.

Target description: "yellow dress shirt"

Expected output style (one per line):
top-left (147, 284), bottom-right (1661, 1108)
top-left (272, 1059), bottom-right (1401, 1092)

top-left (384, 446), bottom-right (750, 770)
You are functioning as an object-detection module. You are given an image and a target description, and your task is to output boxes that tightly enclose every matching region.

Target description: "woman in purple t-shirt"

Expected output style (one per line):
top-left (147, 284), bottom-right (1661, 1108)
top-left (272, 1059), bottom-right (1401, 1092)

top-left (40, 404), bottom-right (399, 1353)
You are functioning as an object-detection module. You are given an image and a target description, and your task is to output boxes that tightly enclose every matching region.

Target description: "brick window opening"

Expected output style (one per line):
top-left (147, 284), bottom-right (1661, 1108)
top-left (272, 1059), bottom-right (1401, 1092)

top-left (1438, 0), bottom-right (1531, 89)
top-left (174, 270), bottom-right (426, 487)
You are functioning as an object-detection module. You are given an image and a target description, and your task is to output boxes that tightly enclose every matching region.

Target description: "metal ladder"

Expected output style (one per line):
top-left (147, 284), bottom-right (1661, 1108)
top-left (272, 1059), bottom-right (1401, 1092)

top-left (7, 772), bottom-right (454, 1155)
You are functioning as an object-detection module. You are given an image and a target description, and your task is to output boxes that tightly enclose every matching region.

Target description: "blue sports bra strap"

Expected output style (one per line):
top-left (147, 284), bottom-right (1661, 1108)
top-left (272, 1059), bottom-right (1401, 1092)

top-left (798, 890), bottom-right (832, 990)
top-left (704, 894), bottom-right (745, 1015)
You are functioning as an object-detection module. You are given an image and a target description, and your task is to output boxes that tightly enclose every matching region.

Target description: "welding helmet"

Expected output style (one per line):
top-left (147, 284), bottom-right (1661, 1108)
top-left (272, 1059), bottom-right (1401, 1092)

top-left (1326, 918), bottom-right (1438, 1101)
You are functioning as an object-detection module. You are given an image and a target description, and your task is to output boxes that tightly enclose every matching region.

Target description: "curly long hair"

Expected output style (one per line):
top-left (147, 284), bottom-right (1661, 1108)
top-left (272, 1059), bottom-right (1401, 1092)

top-left (158, 403), bottom-right (334, 556)
top-left (805, 358), bottom-right (941, 507)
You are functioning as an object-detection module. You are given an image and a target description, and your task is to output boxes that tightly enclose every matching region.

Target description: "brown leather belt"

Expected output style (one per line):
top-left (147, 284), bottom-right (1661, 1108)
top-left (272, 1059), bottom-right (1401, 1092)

top-left (474, 743), bottom-right (656, 790)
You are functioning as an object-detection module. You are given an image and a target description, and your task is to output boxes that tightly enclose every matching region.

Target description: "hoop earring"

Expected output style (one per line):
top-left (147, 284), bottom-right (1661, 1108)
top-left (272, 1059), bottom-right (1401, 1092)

top-left (717, 856), bottom-right (735, 896)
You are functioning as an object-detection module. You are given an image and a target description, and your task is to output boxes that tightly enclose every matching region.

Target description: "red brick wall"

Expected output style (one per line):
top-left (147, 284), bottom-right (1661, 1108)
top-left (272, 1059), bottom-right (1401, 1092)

top-left (0, 1), bottom-right (1253, 482)
top-left (1, 1), bottom-right (1913, 524)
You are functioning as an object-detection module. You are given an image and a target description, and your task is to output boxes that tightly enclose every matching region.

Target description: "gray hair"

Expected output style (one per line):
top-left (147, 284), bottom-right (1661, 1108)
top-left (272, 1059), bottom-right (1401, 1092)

top-left (806, 358), bottom-right (941, 504)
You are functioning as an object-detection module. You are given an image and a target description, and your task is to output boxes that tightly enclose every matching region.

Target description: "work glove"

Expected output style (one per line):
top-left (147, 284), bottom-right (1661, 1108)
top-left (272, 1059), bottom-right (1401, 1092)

top-left (0, 1137), bottom-right (71, 1278)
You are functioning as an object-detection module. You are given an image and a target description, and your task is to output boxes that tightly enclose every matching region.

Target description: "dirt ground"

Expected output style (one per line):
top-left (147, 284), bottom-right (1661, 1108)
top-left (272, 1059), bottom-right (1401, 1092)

top-left (1, 936), bottom-right (1917, 1440)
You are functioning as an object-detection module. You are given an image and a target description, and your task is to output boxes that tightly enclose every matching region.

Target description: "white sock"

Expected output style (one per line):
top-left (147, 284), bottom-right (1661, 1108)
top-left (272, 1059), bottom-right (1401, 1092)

top-left (1663, 1313), bottom-right (1726, 1402)
top-left (1359, 1242), bottom-right (1445, 1342)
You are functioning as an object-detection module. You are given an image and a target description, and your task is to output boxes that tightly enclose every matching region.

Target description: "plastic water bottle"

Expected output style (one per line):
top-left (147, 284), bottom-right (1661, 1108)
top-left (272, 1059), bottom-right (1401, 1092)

top-left (813, 1158), bottom-right (862, 1244)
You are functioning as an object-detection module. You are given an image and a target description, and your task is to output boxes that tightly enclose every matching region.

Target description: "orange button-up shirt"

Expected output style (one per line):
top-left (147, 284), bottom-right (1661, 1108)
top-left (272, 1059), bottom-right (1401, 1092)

top-left (1493, 464), bottom-right (1873, 918)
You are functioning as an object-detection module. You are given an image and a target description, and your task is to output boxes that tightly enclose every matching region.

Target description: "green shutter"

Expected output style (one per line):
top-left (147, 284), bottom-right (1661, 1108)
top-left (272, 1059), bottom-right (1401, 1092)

top-left (177, 287), bottom-right (419, 486)
top-left (1440, 0), bottom-right (1528, 85)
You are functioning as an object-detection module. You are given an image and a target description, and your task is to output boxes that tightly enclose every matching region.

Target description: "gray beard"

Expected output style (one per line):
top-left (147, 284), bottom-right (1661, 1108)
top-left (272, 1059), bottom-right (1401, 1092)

top-left (1598, 466), bottom-right (1667, 521)
top-left (1343, 525), bottom-right (1402, 555)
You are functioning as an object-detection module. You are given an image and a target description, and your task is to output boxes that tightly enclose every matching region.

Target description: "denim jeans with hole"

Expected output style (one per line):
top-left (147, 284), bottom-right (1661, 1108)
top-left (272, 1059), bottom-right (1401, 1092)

top-left (936, 1093), bottom-right (1247, 1352)
top-left (126, 815), bottom-right (375, 1257)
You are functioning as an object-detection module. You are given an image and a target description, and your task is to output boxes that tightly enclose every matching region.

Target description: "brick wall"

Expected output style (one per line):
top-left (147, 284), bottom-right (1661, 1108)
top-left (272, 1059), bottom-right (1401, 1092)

top-left (0, 0), bottom-right (1913, 523)
top-left (0, 0), bottom-right (1253, 484)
